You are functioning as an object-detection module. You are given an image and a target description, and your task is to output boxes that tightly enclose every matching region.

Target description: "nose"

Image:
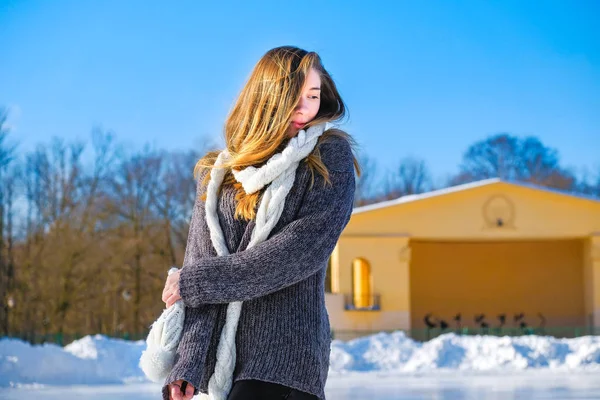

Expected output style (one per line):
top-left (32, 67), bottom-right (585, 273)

top-left (295, 97), bottom-right (308, 112)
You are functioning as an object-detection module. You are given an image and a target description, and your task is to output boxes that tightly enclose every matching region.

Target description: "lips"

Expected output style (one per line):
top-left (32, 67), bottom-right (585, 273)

top-left (291, 121), bottom-right (305, 129)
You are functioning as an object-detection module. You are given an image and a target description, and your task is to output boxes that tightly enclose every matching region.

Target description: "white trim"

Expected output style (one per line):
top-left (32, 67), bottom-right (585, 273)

top-left (352, 178), bottom-right (600, 215)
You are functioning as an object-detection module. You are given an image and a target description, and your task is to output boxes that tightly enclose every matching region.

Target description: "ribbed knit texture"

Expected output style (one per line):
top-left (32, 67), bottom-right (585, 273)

top-left (162, 134), bottom-right (356, 400)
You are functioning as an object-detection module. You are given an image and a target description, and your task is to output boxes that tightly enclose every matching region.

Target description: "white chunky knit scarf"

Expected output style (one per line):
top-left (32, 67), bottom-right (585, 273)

top-left (139, 121), bottom-right (330, 398)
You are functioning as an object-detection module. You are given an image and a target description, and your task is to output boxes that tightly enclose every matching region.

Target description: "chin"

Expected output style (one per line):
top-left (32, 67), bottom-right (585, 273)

top-left (286, 128), bottom-right (298, 136)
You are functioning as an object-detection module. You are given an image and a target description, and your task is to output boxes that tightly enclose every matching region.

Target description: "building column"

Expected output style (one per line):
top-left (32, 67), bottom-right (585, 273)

top-left (396, 237), bottom-right (412, 331)
top-left (584, 235), bottom-right (600, 329)
top-left (330, 243), bottom-right (341, 293)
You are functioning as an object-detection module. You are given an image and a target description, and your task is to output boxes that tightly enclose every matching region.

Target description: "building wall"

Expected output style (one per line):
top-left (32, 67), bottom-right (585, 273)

top-left (326, 236), bottom-right (411, 331)
top-left (326, 182), bottom-right (600, 335)
top-left (409, 239), bottom-right (585, 330)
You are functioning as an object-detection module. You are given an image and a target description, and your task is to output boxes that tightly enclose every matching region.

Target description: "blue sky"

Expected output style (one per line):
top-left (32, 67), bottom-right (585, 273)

top-left (1, 0), bottom-right (598, 183)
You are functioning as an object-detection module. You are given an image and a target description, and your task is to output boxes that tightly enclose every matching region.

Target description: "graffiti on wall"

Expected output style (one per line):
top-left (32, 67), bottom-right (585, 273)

top-left (424, 312), bottom-right (547, 329)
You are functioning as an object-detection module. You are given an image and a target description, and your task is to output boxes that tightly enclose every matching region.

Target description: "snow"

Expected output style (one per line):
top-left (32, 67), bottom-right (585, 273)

top-left (2, 373), bottom-right (600, 400)
top-left (0, 334), bottom-right (147, 387)
top-left (329, 331), bottom-right (600, 374)
top-left (1, 331), bottom-right (599, 389)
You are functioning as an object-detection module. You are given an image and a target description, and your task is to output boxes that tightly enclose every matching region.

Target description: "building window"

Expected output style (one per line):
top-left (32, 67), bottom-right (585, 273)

top-left (346, 257), bottom-right (380, 310)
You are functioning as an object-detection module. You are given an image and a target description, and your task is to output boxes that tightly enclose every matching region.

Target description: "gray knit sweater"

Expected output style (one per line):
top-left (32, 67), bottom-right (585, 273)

top-left (161, 134), bottom-right (356, 400)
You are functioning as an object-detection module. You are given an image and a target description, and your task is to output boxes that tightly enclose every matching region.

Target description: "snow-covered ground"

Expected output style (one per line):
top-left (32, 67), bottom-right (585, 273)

top-left (1, 331), bottom-right (600, 399)
top-left (2, 372), bottom-right (600, 400)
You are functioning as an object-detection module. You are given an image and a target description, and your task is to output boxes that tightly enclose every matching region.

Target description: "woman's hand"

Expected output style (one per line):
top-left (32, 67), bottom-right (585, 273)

top-left (162, 270), bottom-right (182, 308)
top-left (168, 379), bottom-right (195, 400)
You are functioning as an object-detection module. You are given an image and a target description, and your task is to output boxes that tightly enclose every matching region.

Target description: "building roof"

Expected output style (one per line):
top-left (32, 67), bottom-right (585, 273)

top-left (352, 178), bottom-right (600, 215)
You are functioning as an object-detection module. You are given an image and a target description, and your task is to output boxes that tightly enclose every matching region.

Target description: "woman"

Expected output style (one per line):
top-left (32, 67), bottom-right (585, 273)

top-left (161, 45), bottom-right (360, 400)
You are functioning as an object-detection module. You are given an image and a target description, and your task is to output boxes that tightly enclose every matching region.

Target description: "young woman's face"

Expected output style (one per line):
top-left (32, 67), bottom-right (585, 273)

top-left (286, 67), bottom-right (321, 137)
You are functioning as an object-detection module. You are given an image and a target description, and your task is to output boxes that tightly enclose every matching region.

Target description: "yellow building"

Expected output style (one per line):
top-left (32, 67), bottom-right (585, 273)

top-left (325, 178), bottom-right (600, 339)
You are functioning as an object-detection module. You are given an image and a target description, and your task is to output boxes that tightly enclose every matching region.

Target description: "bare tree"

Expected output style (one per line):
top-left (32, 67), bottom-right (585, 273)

top-left (104, 147), bottom-right (165, 334)
top-left (0, 107), bottom-right (18, 335)
top-left (578, 165), bottom-right (600, 198)
top-left (451, 133), bottom-right (576, 191)
top-left (1, 115), bottom-right (221, 341)
top-left (383, 156), bottom-right (432, 198)
top-left (354, 152), bottom-right (379, 207)
top-left (151, 148), bottom-right (205, 270)
top-left (13, 128), bottom-right (118, 341)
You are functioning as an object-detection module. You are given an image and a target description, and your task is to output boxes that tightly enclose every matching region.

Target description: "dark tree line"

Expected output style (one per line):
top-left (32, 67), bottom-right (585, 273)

top-left (0, 106), bottom-right (597, 342)
top-left (354, 132), bottom-right (599, 206)
top-left (0, 107), bottom-right (216, 341)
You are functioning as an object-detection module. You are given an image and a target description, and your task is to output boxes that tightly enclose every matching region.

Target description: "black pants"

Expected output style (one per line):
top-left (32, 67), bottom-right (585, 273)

top-left (227, 379), bottom-right (319, 400)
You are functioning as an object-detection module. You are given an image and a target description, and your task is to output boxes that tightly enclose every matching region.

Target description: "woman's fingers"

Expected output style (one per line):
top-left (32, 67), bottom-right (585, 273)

top-left (184, 382), bottom-right (195, 399)
top-left (165, 292), bottom-right (181, 308)
top-left (163, 284), bottom-right (177, 305)
top-left (170, 383), bottom-right (183, 400)
top-left (162, 284), bottom-right (172, 303)
top-left (162, 272), bottom-right (180, 304)
top-left (168, 380), bottom-right (194, 400)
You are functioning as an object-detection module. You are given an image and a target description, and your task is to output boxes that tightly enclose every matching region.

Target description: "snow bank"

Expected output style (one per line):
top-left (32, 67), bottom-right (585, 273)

top-left (0, 335), bottom-right (146, 387)
top-left (1, 331), bottom-right (600, 387)
top-left (329, 331), bottom-right (600, 374)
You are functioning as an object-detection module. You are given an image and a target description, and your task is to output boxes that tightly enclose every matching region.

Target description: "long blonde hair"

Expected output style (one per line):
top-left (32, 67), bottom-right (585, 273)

top-left (195, 45), bottom-right (361, 221)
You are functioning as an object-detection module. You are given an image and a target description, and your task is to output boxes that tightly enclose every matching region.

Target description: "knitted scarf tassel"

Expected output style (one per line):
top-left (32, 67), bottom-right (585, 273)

top-left (199, 122), bottom-right (329, 400)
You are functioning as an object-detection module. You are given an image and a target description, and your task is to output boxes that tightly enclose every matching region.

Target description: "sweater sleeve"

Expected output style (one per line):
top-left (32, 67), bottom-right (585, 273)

top-left (161, 306), bottom-right (217, 398)
top-left (161, 167), bottom-right (217, 398)
top-left (178, 138), bottom-right (356, 307)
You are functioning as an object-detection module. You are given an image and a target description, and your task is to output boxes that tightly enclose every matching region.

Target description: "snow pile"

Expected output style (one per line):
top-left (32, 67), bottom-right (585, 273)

top-left (329, 331), bottom-right (600, 373)
top-left (1, 331), bottom-right (600, 387)
top-left (0, 335), bottom-right (146, 387)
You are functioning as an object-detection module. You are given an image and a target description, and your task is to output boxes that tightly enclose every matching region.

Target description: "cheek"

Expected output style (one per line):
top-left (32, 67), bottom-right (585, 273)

top-left (309, 100), bottom-right (321, 118)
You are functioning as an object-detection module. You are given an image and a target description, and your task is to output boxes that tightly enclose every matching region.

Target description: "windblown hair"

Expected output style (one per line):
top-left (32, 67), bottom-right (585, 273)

top-left (194, 45), bottom-right (361, 221)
